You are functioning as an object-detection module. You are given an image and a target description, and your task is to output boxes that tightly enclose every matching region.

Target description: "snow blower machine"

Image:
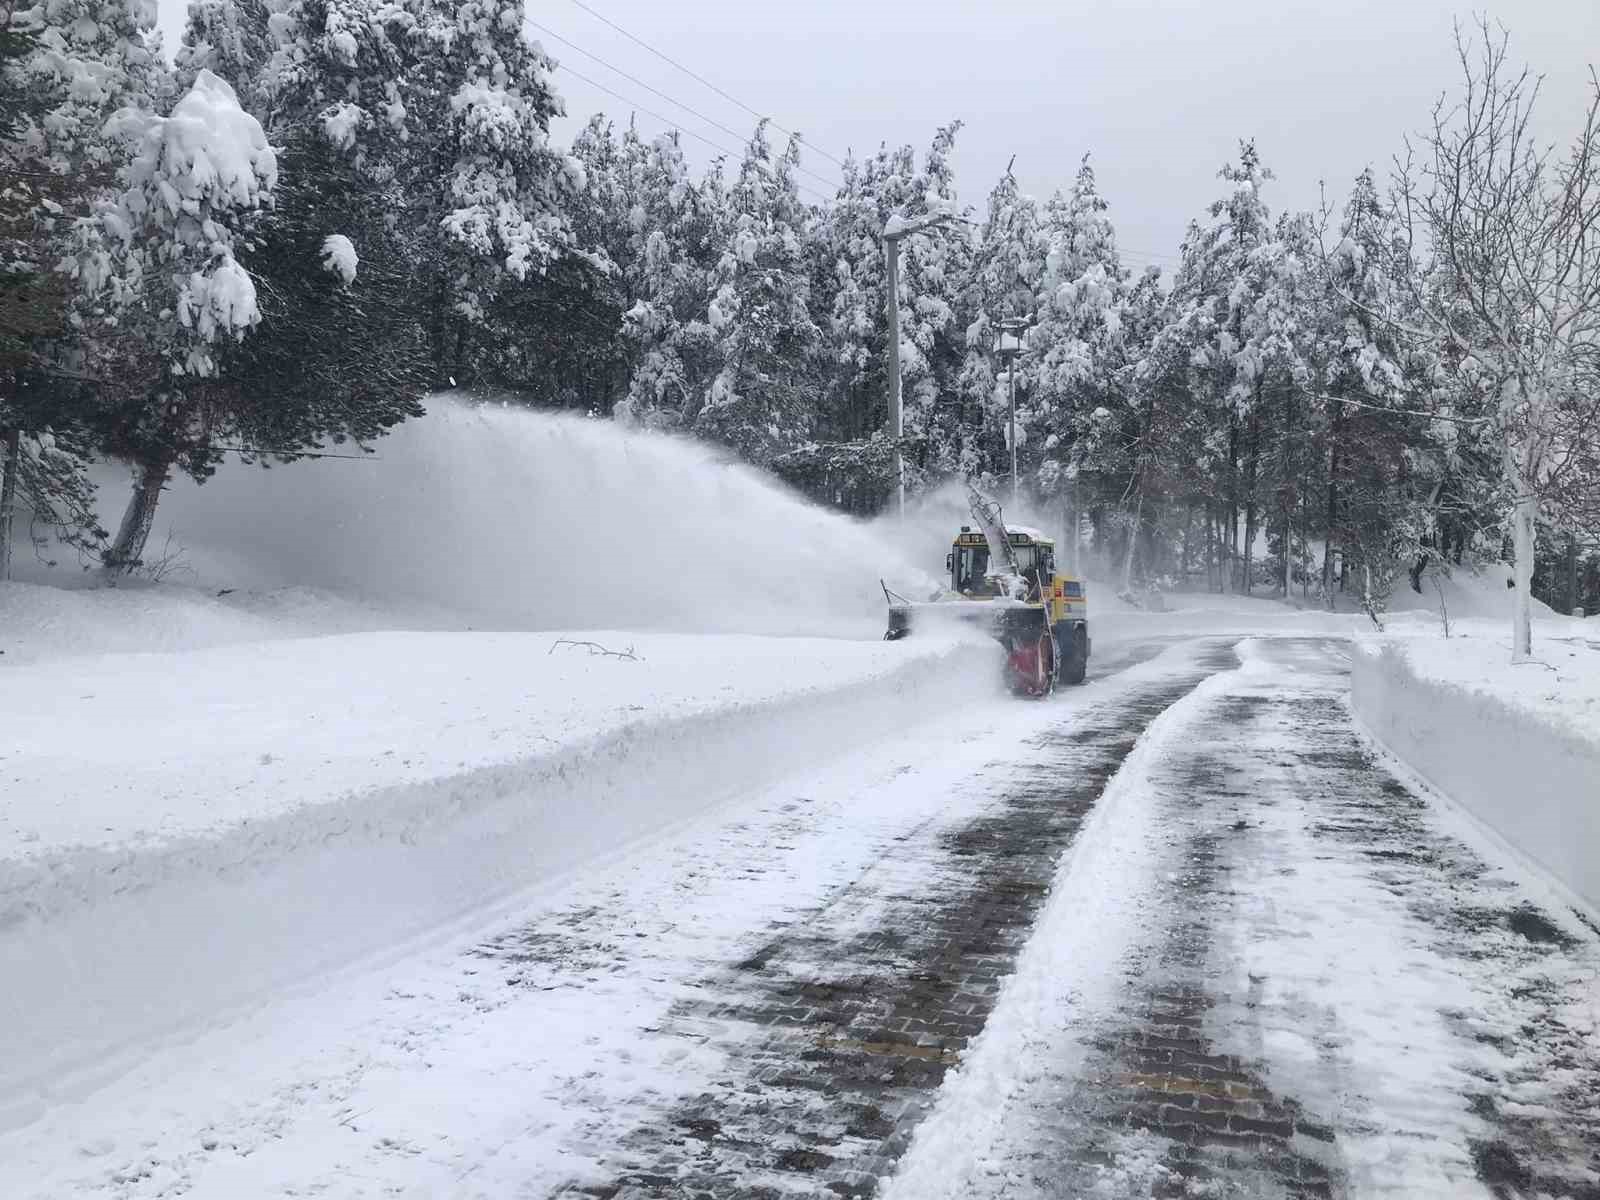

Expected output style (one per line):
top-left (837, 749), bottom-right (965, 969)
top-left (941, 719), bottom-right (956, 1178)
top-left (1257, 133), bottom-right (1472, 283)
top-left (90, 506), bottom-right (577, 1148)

top-left (883, 489), bottom-right (1090, 696)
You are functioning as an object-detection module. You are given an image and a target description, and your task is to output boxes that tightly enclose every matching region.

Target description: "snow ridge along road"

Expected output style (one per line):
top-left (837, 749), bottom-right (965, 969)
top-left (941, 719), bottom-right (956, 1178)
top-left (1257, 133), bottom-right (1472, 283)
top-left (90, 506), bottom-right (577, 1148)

top-left (0, 632), bottom-right (989, 1131)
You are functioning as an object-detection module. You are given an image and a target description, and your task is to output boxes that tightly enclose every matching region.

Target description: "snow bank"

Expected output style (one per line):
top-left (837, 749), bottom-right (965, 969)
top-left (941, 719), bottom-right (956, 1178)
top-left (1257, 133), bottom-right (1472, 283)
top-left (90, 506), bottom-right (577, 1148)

top-left (1351, 633), bottom-right (1600, 913)
top-left (0, 630), bottom-right (989, 1129)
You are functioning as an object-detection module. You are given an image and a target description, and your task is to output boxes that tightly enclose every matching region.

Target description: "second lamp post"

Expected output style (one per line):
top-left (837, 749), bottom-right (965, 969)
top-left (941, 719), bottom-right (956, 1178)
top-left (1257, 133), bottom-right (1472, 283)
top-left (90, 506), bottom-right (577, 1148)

top-left (996, 316), bottom-right (1029, 508)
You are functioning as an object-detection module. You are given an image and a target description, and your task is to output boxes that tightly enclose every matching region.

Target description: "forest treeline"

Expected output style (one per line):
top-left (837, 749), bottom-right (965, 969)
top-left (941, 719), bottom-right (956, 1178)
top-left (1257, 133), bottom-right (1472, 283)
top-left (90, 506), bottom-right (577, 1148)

top-left (2, 2), bottom-right (1597, 630)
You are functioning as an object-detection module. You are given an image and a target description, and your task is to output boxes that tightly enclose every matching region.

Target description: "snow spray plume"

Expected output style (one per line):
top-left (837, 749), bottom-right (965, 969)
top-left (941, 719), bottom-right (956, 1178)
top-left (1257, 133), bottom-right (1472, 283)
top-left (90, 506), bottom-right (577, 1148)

top-left (100, 397), bottom-right (936, 638)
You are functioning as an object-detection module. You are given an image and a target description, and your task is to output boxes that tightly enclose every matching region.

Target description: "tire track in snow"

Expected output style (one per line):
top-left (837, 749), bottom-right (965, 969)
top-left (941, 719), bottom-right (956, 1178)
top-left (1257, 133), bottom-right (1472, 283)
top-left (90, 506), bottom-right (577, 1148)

top-left (555, 642), bottom-right (1241, 1198)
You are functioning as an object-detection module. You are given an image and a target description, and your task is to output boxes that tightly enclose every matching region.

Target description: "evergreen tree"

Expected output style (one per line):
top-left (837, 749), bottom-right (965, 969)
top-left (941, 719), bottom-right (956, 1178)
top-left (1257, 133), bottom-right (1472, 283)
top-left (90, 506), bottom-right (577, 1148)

top-left (1156, 143), bottom-right (1278, 591)
top-left (894, 123), bottom-right (971, 487)
top-left (1029, 157), bottom-right (1128, 561)
top-left (72, 69), bottom-right (278, 571)
top-left (694, 123), bottom-right (821, 464)
top-left (205, 126), bottom-right (431, 460)
top-left (1, 0), bottom-right (170, 572)
top-left (954, 164), bottom-right (1044, 490)
top-left (263, 0), bottom-right (583, 382)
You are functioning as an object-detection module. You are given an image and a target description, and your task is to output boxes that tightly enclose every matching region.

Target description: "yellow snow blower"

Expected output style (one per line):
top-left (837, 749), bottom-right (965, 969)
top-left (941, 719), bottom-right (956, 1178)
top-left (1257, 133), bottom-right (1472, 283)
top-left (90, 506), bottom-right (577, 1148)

top-left (884, 489), bottom-right (1090, 695)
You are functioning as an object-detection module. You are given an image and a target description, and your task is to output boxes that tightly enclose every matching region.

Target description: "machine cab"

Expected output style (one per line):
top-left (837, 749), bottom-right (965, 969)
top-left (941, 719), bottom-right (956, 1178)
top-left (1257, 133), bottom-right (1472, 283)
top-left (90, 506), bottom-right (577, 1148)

top-left (945, 525), bottom-right (1086, 625)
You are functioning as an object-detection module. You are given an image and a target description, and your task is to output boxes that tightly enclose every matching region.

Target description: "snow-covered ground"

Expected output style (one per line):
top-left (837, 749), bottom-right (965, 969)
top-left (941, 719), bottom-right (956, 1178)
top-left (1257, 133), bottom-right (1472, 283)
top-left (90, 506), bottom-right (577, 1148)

top-left (6, 401), bottom-right (1597, 1195)
top-left (0, 400), bottom-right (989, 1133)
top-left (0, 625), bottom-right (992, 1129)
top-left (0, 639), bottom-right (1112, 1197)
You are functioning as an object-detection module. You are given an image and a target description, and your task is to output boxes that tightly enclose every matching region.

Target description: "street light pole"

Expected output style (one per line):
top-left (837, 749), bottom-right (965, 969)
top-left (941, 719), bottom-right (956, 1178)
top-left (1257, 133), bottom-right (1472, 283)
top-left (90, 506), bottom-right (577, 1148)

top-left (1008, 364), bottom-right (1018, 508)
top-left (883, 211), bottom-right (960, 518)
top-left (996, 316), bottom-right (1029, 512)
top-left (884, 233), bottom-right (904, 518)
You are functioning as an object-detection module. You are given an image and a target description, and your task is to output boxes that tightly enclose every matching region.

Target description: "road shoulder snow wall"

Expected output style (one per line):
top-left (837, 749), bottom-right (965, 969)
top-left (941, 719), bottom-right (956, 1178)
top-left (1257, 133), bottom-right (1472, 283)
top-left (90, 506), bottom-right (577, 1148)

top-left (1350, 640), bottom-right (1600, 915)
top-left (0, 640), bottom-right (987, 1130)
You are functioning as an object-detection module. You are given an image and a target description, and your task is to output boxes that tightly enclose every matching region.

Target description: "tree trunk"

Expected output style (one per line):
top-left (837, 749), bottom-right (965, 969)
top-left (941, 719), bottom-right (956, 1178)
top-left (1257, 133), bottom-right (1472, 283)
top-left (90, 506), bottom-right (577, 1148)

top-left (1224, 419), bottom-right (1239, 593)
top-left (1243, 501), bottom-right (1256, 598)
top-left (1120, 488), bottom-right (1143, 595)
top-left (1204, 505), bottom-right (1215, 591)
top-left (1281, 383), bottom-right (1293, 597)
top-left (1510, 484), bottom-right (1536, 662)
top-left (1219, 503), bottom-right (1233, 594)
top-left (1242, 412), bottom-right (1260, 597)
top-left (1179, 501), bottom-right (1193, 587)
top-left (1322, 438), bottom-right (1339, 611)
top-left (1568, 531), bottom-right (1580, 614)
top-left (1296, 486), bottom-right (1307, 600)
top-left (0, 427), bottom-right (19, 581)
top-left (104, 457), bottom-right (171, 574)
top-left (1280, 508), bottom-right (1292, 597)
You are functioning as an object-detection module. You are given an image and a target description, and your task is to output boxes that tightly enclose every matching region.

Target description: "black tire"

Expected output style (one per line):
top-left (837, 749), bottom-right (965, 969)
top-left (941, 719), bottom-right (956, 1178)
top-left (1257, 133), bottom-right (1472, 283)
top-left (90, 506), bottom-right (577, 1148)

top-left (1062, 625), bottom-right (1088, 684)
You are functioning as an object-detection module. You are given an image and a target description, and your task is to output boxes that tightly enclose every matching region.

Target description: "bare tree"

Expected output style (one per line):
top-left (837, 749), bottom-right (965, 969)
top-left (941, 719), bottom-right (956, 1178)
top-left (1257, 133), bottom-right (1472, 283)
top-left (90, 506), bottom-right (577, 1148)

top-left (1394, 20), bottom-right (1600, 661)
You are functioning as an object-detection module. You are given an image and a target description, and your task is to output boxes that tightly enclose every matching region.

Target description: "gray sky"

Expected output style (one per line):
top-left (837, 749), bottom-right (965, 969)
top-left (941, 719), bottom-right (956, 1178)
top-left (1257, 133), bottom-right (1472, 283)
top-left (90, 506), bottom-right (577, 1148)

top-left (156, 0), bottom-right (1599, 275)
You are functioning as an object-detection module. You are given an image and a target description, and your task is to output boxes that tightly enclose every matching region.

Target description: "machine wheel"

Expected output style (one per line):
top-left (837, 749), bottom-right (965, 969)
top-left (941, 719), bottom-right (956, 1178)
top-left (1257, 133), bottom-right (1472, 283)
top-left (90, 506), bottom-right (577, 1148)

top-left (1062, 626), bottom-right (1088, 685)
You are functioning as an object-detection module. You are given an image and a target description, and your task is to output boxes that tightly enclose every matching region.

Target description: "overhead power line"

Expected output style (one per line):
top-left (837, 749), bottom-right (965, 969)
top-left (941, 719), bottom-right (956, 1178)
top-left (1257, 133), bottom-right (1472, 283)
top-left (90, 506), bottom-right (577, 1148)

top-left (562, 0), bottom-right (848, 169)
top-left (529, 17), bottom-right (842, 193)
top-left (553, 62), bottom-right (837, 206)
top-left (1120, 246), bottom-right (1182, 263)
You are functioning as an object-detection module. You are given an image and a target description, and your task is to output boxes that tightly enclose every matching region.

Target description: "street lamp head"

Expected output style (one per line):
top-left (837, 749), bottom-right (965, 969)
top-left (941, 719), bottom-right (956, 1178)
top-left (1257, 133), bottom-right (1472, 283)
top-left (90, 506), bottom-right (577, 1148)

top-left (882, 209), bottom-right (973, 241)
top-left (995, 317), bottom-right (1030, 359)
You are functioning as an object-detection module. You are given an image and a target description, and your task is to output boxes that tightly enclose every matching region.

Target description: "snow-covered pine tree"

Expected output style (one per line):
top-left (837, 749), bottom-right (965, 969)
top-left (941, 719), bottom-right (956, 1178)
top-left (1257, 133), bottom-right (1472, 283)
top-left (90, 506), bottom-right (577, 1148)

top-left (174, 0), bottom-right (271, 110)
top-left (816, 146), bottom-right (889, 444)
top-left (584, 121), bottom-right (722, 430)
top-left (71, 68), bottom-right (277, 571)
top-left (207, 121), bottom-right (432, 462)
top-left (263, 0), bottom-right (584, 384)
top-left (1154, 143), bottom-right (1279, 592)
top-left (53, 0), bottom-right (432, 512)
top-left (1, 0), bottom-right (171, 572)
top-left (1028, 156), bottom-right (1129, 571)
top-left (894, 123), bottom-right (971, 487)
top-left (955, 163), bottom-right (1045, 494)
top-left (1313, 169), bottom-right (1443, 609)
top-left (694, 123), bottom-right (822, 464)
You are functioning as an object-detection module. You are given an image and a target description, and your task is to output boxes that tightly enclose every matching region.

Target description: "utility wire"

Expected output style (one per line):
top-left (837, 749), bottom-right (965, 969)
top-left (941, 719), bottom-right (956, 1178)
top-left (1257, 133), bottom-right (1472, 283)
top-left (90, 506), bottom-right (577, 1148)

top-left (1296, 386), bottom-right (1495, 426)
top-left (530, 17), bottom-right (842, 193)
top-left (554, 62), bottom-right (837, 206)
top-left (1120, 246), bottom-right (1182, 262)
top-left (562, 0), bottom-right (848, 169)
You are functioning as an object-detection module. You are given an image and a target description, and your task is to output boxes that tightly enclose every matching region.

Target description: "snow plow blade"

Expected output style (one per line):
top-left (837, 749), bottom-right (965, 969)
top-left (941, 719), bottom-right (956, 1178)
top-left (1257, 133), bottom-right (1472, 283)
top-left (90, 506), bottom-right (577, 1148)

top-left (884, 599), bottom-right (1047, 644)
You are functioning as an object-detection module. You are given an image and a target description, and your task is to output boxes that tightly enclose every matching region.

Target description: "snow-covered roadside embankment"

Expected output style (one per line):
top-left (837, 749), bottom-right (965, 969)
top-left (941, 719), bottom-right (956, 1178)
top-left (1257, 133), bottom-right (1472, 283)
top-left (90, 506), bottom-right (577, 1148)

top-left (1351, 635), bottom-right (1600, 914)
top-left (0, 631), bottom-right (988, 1130)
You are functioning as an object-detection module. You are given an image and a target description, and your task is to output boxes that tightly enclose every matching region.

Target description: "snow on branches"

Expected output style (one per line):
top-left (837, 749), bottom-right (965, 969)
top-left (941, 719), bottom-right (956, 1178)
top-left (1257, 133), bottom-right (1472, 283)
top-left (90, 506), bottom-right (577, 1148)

top-left (80, 69), bottom-right (276, 376)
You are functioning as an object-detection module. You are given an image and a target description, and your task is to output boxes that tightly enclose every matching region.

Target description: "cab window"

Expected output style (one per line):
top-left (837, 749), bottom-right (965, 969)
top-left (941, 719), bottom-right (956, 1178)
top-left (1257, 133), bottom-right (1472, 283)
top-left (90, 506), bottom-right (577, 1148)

top-left (954, 545), bottom-right (989, 592)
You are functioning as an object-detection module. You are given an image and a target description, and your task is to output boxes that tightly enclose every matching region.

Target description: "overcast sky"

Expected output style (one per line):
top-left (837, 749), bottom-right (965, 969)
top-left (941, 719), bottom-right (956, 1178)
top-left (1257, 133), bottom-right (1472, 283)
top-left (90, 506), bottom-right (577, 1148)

top-left (156, 0), bottom-right (1598, 275)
